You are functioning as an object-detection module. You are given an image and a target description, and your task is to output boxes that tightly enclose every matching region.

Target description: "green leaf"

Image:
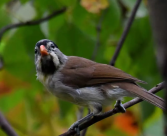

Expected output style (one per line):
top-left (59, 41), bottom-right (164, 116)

top-left (105, 128), bottom-right (128, 136)
top-left (143, 108), bottom-right (164, 136)
top-left (101, 0), bottom-right (121, 41)
top-left (0, 129), bottom-right (6, 136)
top-left (48, 12), bottom-right (65, 39)
top-left (34, 0), bottom-right (60, 16)
top-left (2, 25), bottom-right (45, 83)
top-left (0, 0), bottom-right (9, 7)
top-left (123, 17), bottom-right (161, 88)
top-left (0, 89), bottom-right (25, 113)
top-left (72, 2), bottom-right (96, 38)
top-left (57, 0), bottom-right (77, 6)
top-left (0, 7), bottom-right (11, 28)
top-left (20, 0), bottom-right (29, 4)
top-left (58, 99), bottom-right (73, 117)
top-left (56, 23), bottom-right (95, 58)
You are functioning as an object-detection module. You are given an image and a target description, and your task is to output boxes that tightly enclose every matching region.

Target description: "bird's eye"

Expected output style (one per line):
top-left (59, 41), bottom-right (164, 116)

top-left (50, 44), bottom-right (55, 49)
top-left (35, 49), bottom-right (37, 54)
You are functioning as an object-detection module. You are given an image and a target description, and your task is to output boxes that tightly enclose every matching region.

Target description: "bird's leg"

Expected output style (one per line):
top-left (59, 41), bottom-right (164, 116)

top-left (69, 112), bottom-right (94, 135)
top-left (114, 100), bottom-right (126, 113)
top-left (81, 109), bottom-right (91, 136)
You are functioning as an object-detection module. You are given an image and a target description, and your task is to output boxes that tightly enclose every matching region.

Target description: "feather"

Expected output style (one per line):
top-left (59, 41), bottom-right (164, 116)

top-left (60, 56), bottom-right (146, 88)
top-left (107, 82), bottom-right (165, 110)
top-left (60, 56), bottom-right (165, 110)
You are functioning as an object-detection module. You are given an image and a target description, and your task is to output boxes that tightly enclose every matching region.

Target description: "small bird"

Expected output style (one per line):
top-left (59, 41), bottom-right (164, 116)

top-left (35, 39), bottom-right (165, 134)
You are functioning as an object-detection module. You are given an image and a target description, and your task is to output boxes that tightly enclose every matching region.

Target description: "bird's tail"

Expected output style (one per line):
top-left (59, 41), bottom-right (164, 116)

top-left (114, 82), bottom-right (166, 110)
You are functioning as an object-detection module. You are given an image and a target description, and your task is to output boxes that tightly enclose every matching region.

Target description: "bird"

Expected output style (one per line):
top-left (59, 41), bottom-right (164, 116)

top-left (34, 39), bottom-right (165, 135)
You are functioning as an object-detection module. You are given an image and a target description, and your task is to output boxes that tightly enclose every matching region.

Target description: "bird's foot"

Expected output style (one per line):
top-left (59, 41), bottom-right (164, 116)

top-left (69, 122), bottom-right (80, 136)
top-left (68, 113), bottom-right (94, 136)
top-left (114, 100), bottom-right (126, 113)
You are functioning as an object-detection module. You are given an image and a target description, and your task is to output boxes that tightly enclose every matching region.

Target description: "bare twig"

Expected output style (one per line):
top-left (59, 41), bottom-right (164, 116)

top-left (0, 55), bottom-right (3, 70)
top-left (0, 112), bottom-right (18, 136)
top-left (59, 82), bottom-right (165, 136)
top-left (117, 0), bottom-right (128, 19)
top-left (110, 0), bottom-right (141, 66)
top-left (91, 9), bottom-right (108, 60)
top-left (0, 7), bottom-right (66, 43)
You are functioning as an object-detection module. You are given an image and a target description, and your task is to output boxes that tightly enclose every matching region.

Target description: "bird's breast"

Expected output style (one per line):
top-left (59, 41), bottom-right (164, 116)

top-left (37, 72), bottom-right (79, 103)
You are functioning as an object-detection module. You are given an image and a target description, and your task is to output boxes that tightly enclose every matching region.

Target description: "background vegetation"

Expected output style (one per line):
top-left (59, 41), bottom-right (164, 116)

top-left (0, 0), bottom-right (164, 136)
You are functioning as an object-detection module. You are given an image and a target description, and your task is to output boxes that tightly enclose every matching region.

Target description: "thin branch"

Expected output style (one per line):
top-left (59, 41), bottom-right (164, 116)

top-left (0, 112), bottom-right (18, 136)
top-left (0, 7), bottom-right (66, 43)
top-left (91, 9), bottom-right (108, 60)
top-left (59, 82), bottom-right (165, 136)
top-left (110, 0), bottom-right (141, 66)
top-left (117, 0), bottom-right (128, 20)
top-left (0, 55), bottom-right (3, 70)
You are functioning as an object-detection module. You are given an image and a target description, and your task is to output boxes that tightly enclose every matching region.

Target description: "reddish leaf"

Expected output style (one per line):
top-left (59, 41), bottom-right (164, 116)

top-left (80, 0), bottom-right (109, 13)
top-left (0, 81), bottom-right (12, 96)
top-left (113, 111), bottom-right (139, 136)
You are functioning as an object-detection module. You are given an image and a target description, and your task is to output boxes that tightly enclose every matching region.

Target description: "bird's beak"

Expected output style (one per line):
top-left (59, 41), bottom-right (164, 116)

top-left (40, 45), bottom-right (49, 56)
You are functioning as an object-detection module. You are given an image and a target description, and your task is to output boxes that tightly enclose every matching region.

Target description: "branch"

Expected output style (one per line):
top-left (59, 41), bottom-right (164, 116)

top-left (0, 7), bottom-right (66, 43)
top-left (110, 0), bottom-right (141, 66)
top-left (0, 111), bottom-right (18, 136)
top-left (59, 82), bottom-right (165, 136)
top-left (91, 9), bottom-right (108, 60)
top-left (0, 55), bottom-right (3, 70)
top-left (117, 0), bottom-right (128, 20)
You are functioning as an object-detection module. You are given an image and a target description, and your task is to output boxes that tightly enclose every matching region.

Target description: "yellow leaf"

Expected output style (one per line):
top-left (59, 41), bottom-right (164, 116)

top-left (80, 0), bottom-right (109, 13)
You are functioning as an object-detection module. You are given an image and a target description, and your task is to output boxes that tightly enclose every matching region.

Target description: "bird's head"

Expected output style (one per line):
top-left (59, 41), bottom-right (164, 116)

top-left (35, 39), bottom-right (67, 75)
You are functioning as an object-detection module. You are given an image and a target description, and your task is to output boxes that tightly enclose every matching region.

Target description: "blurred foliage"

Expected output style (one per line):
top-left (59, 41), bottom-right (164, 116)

top-left (0, 0), bottom-right (164, 136)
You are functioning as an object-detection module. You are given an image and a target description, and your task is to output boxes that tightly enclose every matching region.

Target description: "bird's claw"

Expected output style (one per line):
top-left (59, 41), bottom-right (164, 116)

top-left (114, 100), bottom-right (126, 113)
top-left (69, 122), bottom-right (80, 136)
top-left (68, 112), bottom-right (94, 136)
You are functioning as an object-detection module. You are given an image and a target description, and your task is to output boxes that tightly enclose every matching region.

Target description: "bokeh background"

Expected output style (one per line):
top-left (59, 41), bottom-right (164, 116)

top-left (0, 0), bottom-right (165, 136)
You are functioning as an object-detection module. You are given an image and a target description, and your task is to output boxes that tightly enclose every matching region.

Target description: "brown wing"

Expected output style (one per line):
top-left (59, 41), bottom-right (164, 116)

top-left (60, 56), bottom-right (146, 88)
